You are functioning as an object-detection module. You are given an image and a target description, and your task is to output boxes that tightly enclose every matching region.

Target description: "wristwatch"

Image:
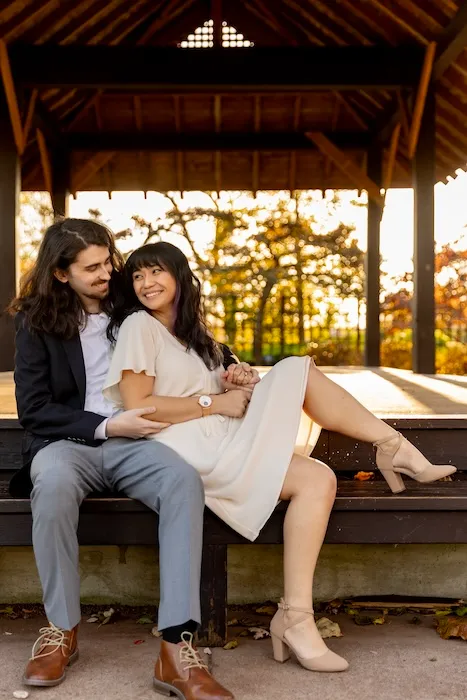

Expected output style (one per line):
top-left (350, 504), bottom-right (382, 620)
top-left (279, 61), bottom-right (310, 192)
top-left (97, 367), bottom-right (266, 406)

top-left (198, 395), bottom-right (213, 417)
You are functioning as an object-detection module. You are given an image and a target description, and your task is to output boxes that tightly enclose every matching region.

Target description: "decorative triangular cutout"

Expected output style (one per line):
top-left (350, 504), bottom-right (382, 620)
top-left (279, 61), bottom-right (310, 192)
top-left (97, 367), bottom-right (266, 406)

top-left (179, 20), bottom-right (253, 48)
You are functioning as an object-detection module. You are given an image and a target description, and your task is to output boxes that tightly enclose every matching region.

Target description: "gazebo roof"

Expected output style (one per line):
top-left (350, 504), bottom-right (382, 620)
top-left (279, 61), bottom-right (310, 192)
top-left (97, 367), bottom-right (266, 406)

top-left (2, 0), bottom-right (467, 192)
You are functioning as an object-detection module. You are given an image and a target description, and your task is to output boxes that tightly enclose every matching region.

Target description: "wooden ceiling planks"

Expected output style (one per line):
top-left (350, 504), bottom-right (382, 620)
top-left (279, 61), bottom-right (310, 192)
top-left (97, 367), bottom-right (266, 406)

top-left (2, 0), bottom-right (467, 190)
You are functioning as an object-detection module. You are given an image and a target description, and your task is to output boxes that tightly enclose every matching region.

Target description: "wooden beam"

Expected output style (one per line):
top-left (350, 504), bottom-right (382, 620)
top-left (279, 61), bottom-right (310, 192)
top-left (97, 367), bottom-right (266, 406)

top-left (0, 40), bottom-right (24, 155)
top-left (36, 128), bottom-right (52, 194)
top-left (65, 91), bottom-right (102, 131)
top-left (306, 131), bottom-right (384, 206)
top-left (333, 91), bottom-right (367, 129)
top-left (383, 122), bottom-right (401, 192)
top-left (0, 87), bottom-right (20, 371)
top-left (73, 152), bottom-right (116, 192)
top-left (67, 131), bottom-right (371, 151)
top-left (22, 88), bottom-right (37, 149)
top-left (212, 0), bottom-right (223, 48)
top-left (137, 0), bottom-right (197, 45)
top-left (365, 143), bottom-right (383, 367)
top-left (408, 42), bottom-right (437, 160)
top-left (434, 0), bottom-right (467, 79)
top-left (412, 87), bottom-right (436, 374)
top-left (396, 89), bottom-right (410, 143)
top-left (11, 46), bottom-right (424, 91)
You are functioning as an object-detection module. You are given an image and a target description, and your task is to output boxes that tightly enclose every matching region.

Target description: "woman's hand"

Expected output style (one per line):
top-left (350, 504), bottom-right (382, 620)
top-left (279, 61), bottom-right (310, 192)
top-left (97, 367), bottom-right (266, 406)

top-left (212, 389), bottom-right (251, 418)
top-left (221, 363), bottom-right (261, 392)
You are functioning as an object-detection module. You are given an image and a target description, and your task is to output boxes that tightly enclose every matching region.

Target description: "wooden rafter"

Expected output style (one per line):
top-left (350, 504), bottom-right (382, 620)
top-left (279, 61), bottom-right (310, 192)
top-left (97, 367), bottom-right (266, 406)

top-left (36, 128), bottom-right (52, 194)
top-left (61, 0), bottom-right (124, 45)
top-left (0, 0), bottom-right (59, 43)
top-left (252, 95), bottom-right (261, 195)
top-left (0, 39), bottom-right (24, 154)
top-left (435, 0), bottom-right (467, 79)
top-left (92, 0), bottom-right (158, 46)
top-left (138, 0), bottom-right (196, 45)
top-left (333, 92), bottom-right (367, 129)
top-left (396, 89), bottom-right (410, 143)
top-left (24, 0), bottom-right (97, 45)
top-left (408, 42), bottom-right (437, 159)
top-left (251, 0), bottom-right (299, 45)
top-left (65, 91), bottom-right (102, 131)
top-left (306, 131), bottom-right (384, 206)
top-left (282, 0), bottom-right (347, 46)
top-left (366, 0), bottom-right (428, 44)
top-left (22, 88), bottom-right (37, 150)
top-left (73, 152), bottom-right (116, 192)
top-left (306, 0), bottom-right (371, 45)
top-left (383, 122), bottom-right (401, 192)
top-left (212, 0), bottom-right (223, 48)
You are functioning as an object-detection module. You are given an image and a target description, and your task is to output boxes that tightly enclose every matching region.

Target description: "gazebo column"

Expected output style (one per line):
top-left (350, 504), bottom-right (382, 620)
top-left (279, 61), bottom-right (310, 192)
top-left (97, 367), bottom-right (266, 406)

top-left (412, 86), bottom-right (435, 374)
top-left (51, 146), bottom-right (71, 217)
top-left (364, 143), bottom-right (383, 367)
top-left (0, 87), bottom-right (20, 372)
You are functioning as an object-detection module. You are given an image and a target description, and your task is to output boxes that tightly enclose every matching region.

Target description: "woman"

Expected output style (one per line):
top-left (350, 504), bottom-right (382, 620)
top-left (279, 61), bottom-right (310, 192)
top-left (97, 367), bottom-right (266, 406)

top-left (104, 242), bottom-right (456, 674)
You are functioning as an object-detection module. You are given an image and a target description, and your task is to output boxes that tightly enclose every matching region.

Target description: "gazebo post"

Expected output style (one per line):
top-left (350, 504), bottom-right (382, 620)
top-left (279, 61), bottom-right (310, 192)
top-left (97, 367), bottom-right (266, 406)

top-left (51, 147), bottom-right (71, 217)
top-left (364, 142), bottom-right (383, 367)
top-left (0, 87), bottom-right (20, 372)
top-left (412, 85), bottom-right (436, 374)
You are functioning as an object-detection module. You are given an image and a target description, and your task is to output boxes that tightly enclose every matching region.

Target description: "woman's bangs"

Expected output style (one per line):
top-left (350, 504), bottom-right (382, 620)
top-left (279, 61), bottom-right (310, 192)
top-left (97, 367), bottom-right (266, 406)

top-left (127, 249), bottom-right (167, 275)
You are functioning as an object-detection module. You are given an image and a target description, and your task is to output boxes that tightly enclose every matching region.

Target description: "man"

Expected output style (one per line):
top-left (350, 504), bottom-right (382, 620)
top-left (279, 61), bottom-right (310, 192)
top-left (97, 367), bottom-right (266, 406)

top-left (11, 218), bottom-right (235, 698)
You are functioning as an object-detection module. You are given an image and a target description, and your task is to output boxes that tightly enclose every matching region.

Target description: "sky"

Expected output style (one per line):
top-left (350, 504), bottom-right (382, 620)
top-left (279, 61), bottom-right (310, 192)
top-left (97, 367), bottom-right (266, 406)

top-left (68, 169), bottom-right (467, 281)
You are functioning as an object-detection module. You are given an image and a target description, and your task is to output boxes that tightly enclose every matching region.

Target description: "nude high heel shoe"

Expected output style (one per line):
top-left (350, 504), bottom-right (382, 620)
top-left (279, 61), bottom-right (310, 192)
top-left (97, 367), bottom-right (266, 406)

top-left (270, 599), bottom-right (349, 673)
top-left (374, 431), bottom-right (457, 494)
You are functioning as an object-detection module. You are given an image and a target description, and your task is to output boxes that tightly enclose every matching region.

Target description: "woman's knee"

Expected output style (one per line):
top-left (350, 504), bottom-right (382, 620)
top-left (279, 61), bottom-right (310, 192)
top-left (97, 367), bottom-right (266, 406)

top-left (287, 456), bottom-right (337, 498)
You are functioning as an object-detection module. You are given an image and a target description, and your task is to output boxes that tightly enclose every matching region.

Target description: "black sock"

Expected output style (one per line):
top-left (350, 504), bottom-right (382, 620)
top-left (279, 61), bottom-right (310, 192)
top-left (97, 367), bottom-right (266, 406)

top-left (162, 619), bottom-right (198, 644)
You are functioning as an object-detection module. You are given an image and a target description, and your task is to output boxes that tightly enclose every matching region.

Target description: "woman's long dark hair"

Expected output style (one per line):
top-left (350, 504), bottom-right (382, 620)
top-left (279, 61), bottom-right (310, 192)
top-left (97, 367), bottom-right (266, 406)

top-left (109, 242), bottom-right (223, 370)
top-left (9, 218), bottom-right (125, 338)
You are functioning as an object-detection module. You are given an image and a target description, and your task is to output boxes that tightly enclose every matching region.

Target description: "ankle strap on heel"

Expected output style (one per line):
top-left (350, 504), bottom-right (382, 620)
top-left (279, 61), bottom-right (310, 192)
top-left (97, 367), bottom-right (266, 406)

top-left (278, 598), bottom-right (314, 615)
top-left (373, 431), bottom-right (401, 450)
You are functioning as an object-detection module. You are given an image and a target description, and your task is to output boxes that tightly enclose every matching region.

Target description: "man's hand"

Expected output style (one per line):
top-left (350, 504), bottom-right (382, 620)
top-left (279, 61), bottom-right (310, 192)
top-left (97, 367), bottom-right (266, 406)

top-left (106, 407), bottom-right (170, 439)
top-left (221, 363), bottom-right (260, 392)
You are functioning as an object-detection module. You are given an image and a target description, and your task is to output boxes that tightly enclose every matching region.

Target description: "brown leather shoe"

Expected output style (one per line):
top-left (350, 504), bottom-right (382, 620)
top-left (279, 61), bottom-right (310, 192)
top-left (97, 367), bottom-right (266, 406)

top-left (153, 632), bottom-right (234, 699)
top-left (23, 622), bottom-right (79, 687)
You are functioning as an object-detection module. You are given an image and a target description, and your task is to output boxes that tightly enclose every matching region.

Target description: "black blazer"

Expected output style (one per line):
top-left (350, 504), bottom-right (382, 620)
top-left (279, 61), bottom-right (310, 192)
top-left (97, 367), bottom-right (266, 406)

top-left (11, 312), bottom-right (238, 496)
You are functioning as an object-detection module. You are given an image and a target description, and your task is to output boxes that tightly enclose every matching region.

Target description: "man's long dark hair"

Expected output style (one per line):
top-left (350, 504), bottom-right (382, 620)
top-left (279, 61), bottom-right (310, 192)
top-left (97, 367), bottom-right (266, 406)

top-left (109, 242), bottom-right (223, 370)
top-left (9, 218), bottom-right (125, 338)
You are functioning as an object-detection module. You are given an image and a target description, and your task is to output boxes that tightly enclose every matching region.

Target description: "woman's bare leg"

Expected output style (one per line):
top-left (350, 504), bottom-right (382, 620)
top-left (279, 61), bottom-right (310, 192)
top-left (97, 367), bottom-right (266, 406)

top-left (278, 453), bottom-right (337, 658)
top-left (302, 363), bottom-right (434, 473)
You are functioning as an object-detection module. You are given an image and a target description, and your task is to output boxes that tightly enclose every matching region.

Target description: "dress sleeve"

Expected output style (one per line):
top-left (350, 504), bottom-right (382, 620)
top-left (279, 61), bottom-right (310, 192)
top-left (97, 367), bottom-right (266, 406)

top-left (103, 311), bottom-right (160, 408)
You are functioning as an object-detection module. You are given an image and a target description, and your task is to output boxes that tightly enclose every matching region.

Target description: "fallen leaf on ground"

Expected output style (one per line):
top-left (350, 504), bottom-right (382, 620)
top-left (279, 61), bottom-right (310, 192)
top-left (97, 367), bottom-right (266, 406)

top-left (151, 626), bottom-right (162, 638)
top-left (255, 605), bottom-right (277, 616)
top-left (435, 609), bottom-right (453, 617)
top-left (203, 648), bottom-right (212, 655)
top-left (438, 476), bottom-right (453, 482)
top-left (137, 616), bottom-right (154, 625)
top-left (223, 640), bottom-right (238, 650)
top-left (372, 616), bottom-right (386, 625)
top-left (456, 606), bottom-right (467, 617)
top-left (316, 618), bottom-right (343, 639)
top-left (437, 616), bottom-right (467, 641)
top-left (13, 691), bottom-right (29, 699)
top-left (133, 639), bottom-right (145, 645)
top-left (227, 619), bottom-right (239, 626)
top-left (248, 627), bottom-right (270, 640)
top-left (353, 615), bottom-right (374, 626)
top-left (354, 471), bottom-right (374, 481)
top-left (409, 616), bottom-right (421, 625)
top-left (4, 631), bottom-right (12, 635)
top-left (87, 616), bottom-right (99, 623)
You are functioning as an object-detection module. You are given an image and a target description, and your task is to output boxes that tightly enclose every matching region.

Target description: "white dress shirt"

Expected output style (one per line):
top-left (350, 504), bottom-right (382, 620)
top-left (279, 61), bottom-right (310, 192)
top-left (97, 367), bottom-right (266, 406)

top-left (79, 312), bottom-right (117, 439)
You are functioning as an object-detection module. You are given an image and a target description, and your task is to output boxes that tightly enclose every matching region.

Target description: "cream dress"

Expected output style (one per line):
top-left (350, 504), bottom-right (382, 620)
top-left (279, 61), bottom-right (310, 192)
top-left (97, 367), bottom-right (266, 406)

top-left (103, 311), bottom-right (321, 541)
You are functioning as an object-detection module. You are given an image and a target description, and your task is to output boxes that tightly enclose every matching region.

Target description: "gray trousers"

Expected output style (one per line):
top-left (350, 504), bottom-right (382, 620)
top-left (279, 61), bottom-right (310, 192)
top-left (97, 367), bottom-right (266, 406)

top-left (30, 437), bottom-right (204, 631)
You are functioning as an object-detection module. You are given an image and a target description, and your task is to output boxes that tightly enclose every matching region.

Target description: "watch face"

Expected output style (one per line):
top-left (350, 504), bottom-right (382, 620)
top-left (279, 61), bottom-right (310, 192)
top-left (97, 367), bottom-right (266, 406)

top-left (199, 395), bottom-right (212, 407)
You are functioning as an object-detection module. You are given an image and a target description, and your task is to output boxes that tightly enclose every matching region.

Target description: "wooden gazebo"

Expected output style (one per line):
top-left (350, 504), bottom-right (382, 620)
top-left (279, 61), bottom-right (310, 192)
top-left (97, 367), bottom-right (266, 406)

top-left (2, 0), bottom-right (467, 373)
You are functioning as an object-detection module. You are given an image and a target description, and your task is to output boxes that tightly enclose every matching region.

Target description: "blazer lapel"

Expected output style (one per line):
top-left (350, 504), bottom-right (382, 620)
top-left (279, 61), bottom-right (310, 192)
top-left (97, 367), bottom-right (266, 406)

top-left (62, 335), bottom-right (86, 406)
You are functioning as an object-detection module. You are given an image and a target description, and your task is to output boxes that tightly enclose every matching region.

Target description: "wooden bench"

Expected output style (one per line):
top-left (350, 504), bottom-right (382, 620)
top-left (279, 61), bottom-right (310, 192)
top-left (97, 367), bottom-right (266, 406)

top-left (1, 416), bottom-right (467, 645)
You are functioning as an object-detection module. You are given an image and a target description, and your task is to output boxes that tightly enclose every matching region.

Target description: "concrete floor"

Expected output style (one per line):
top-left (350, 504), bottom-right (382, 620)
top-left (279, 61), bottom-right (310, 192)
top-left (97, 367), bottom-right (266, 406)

top-left (3, 367), bottom-right (467, 418)
top-left (0, 614), bottom-right (465, 700)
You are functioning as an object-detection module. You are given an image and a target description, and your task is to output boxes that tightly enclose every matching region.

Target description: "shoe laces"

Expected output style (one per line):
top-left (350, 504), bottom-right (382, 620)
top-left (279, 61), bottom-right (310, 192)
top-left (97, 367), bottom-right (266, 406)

top-left (30, 623), bottom-right (70, 661)
top-left (179, 632), bottom-right (208, 672)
